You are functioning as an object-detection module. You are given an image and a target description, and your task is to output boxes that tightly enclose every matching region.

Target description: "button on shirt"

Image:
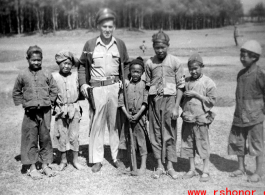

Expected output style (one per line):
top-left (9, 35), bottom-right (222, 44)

top-left (118, 80), bottom-right (148, 114)
top-left (12, 68), bottom-right (58, 108)
top-left (233, 64), bottom-right (265, 127)
top-left (145, 54), bottom-right (185, 95)
top-left (91, 37), bottom-right (120, 79)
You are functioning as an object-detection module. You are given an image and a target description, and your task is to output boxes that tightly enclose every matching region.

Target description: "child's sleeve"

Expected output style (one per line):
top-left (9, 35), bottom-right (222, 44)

top-left (203, 79), bottom-right (217, 112)
top-left (175, 61), bottom-right (185, 89)
top-left (142, 83), bottom-right (148, 107)
top-left (257, 68), bottom-right (265, 95)
top-left (12, 74), bottom-right (23, 106)
top-left (49, 74), bottom-right (59, 105)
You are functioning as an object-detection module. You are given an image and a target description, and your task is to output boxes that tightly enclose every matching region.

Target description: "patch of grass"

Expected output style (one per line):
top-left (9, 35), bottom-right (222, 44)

top-left (0, 50), bottom-right (25, 62)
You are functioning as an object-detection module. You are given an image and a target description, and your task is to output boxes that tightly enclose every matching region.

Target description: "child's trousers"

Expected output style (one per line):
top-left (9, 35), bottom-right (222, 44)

top-left (21, 107), bottom-right (53, 165)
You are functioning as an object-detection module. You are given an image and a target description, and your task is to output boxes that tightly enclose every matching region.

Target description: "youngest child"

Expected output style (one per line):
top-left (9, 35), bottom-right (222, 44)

top-left (181, 53), bottom-right (216, 182)
top-left (52, 50), bottom-right (84, 171)
top-left (118, 57), bottom-right (151, 176)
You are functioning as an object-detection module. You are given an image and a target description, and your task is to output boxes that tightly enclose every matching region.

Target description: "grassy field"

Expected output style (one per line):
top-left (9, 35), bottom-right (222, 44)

top-left (0, 22), bottom-right (265, 195)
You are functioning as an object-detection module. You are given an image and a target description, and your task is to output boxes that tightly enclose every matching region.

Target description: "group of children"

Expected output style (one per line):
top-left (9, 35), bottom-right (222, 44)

top-left (12, 31), bottom-right (264, 183)
top-left (12, 46), bottom-right (83, 179)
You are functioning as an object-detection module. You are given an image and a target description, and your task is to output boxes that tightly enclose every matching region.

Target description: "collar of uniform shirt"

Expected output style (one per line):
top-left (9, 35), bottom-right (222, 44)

top-left (96, 36), bottom-right (117, 47)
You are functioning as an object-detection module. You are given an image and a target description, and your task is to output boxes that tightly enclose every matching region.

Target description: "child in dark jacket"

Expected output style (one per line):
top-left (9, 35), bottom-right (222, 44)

top-left (118, 57), bottom-right (151, 176)
top-left (12, 45), bottom-right (58, 179)
top-left (228, 40), bottom-right (264, 183)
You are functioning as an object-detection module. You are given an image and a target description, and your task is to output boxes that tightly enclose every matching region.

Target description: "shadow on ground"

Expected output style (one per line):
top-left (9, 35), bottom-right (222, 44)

top-left (210, 153), bottom-right (238, 172)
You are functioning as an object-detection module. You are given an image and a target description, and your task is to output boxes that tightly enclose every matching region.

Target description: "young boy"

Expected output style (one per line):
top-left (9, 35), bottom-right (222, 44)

top-left (12, 45), bottom-right (58, 179)
top-left (145, 30), bottom-right (185, 179)
top-left (118, 57), bottom-right (151, 176)
top-left (228, 40), bottom-right (264, 183)
top-left (180, 53), bottom-right (216, 182)
top-left (52, 50), bottom-right (84, 171)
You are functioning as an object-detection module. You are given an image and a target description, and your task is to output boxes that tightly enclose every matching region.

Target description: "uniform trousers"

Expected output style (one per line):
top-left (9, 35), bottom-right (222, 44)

top-left (89, 83), bottom-right (120, 163)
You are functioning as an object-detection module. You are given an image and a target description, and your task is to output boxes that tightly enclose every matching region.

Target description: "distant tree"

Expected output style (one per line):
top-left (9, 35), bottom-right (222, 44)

top-left (0, 0), bottom-right (245, 35)
top-left (249, 3), bottom-right (265, 22)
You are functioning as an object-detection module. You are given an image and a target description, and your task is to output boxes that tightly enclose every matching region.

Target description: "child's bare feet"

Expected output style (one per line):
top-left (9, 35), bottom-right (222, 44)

top-left (27, 169), bottom-right (43, 180)
top-left (42, 166), bottom-right (56, 177)
top-left (247, 173), bottom-right (261, 183)
top-left (73, 161), bottom-right (85, 170)
top-left (59, 162), bottom-right (67, 171)
top-left (72, 151), bottom-right (84, 170)
top-left (131, 168), bottom-right (146, 176)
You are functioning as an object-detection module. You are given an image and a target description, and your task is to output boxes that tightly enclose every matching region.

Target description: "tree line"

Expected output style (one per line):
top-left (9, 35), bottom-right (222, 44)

top-left (248, 2), bottom-right (265, 22)
top-left (0, 0), bottom-right (244, 34)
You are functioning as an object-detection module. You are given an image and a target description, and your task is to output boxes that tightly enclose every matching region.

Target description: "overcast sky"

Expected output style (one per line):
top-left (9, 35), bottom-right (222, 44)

top-left (241, 0), bottom-right (265, 13)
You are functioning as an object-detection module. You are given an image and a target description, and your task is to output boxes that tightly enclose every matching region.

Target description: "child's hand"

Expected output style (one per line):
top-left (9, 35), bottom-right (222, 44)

top-left (131, 113), bottom-right (141, 123)
top-left (184, 90), bottom-right (199, 98)
top-left (126, 113), bottom-right (133, 121)
top-left (171, 106), bottom-right (179, 120)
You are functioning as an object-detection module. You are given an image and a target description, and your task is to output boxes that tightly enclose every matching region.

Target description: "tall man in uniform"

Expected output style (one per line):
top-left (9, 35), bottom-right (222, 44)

top-left (78, 8), bottom-right (129, 172)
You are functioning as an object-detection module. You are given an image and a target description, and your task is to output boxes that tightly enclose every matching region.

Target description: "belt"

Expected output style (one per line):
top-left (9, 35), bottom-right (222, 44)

top-left (89, 76), bottom-right (119, 87)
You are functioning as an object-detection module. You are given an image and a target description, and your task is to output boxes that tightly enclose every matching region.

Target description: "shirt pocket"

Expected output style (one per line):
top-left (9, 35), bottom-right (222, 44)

top-left (111, 52), bottom-right (120, 59)
top-left (23, 88), bottom-right (34, 102)
top-left (164, 66), bottom-right (175, 77)
top-left (92, 52), bottom-right (104, 68)
top-left (39, 86), bottom-right (50, 101)
top-left (110, 52), bottom-right (120, 65)
top-left (245, 98), bottom-right (263, 120)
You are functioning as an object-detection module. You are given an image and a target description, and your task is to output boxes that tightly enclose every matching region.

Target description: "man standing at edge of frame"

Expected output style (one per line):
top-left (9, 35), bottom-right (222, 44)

top-left (78, 8), bottom-right (129, 173)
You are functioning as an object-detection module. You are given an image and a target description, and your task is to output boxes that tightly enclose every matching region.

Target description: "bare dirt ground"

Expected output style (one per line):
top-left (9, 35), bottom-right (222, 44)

top-left (0, 23), bottom-right (265, 195)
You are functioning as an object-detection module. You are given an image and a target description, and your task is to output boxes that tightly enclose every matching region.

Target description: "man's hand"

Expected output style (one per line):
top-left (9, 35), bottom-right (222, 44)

top-left (81, 84), bottom-right (91, 98)
top-left (171, 105), bottom-right (179, 120)
top-left (184, 90), bottom-right (200, 98)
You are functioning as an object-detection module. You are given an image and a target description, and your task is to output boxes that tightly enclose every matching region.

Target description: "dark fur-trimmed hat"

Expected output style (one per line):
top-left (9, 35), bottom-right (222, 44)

top-left (129, 57), bottom-right (144, 70)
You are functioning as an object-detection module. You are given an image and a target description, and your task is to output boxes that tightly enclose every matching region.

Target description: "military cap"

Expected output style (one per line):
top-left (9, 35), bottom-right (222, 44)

top-left (95, 8), bottom-right (116, 24)
top-left (241, 40), bottom-right (262, 55)
top-left (55, 50), bottom-right (75, 65)
top-left (188, 53), bottom-right (203, 64)
top-left (26, 45), bottom-right (42, 58)
top-left (152, 29), bottom-right (170, 45)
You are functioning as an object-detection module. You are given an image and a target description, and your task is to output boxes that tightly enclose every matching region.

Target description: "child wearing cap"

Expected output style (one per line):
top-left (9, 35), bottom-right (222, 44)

top-left (180, 53), bottom-right (216, 182)
top-left (118, 57), bottom-right (151, 176)
top-left (12, 45), bottom-right (58, 179)
top-left (52, 50), bottom-right (84, 171)
top-left (228, 40), bottom-right (264, 182)
top-left (145, 30), bottom-right (185, 179)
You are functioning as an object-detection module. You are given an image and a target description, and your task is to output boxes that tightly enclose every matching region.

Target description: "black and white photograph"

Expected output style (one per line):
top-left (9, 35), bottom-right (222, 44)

top-left (0, 0), bottom-right (265, 194)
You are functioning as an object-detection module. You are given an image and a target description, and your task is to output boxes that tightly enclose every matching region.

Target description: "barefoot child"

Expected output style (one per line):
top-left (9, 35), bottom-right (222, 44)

top-left (145, 30), bottom-right (185, 179)
top-left (12, 45), bottom-right (58, 179)
top-left (180, 53), bottom-right (216, 182)
top-left (228, 40), bottom-right (264, 182)
top-left (52, 50), bottom-right (84, 171)
top-left (118, 57), bottom-right (151, 176)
